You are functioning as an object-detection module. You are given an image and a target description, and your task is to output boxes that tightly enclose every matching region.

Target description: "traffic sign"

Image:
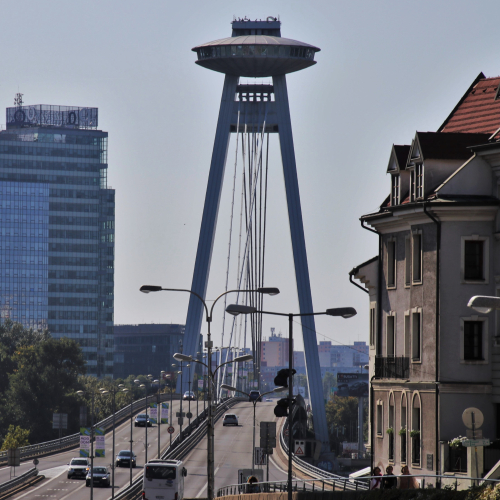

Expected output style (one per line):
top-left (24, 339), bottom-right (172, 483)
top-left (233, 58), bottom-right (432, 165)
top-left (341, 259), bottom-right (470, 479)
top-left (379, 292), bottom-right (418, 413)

top-left (33, 458), bottom-right (39, 466)
top-left (186, 412), bottom-right (193, 419)
top-left (167, 426), bottom-right (175, 434)
top-left (462, 408), bottom-right (484, 430)
top-left (254, 447), bottom-right (267, 465)
top-left (294, 440), bottom-right (305, 456)
top-left (462, 438), bottom-right (490, 447)
top-left (176, 412), bottom-right (186, 418)
top-left (177, 417), bottom-right (184, 425)
top-left (284, 428), bottom-right (289, 437)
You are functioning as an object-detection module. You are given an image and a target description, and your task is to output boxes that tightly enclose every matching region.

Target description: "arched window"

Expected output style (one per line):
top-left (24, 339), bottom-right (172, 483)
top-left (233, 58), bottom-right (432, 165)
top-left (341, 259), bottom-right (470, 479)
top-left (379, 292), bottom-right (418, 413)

top-left (388, 393), bottom-right (395, 461)
top-left (411, 393), bottom-right (421, 466)
top-left (400, 392), bottom-right (408, 463)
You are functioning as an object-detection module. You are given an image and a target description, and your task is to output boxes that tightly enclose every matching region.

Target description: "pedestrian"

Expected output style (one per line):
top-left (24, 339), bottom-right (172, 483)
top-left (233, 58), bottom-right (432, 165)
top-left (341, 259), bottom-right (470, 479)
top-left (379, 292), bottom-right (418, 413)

top-left (247, 475), bottom-right (260, 493)
top-left (369, 467), bottom-right (382, 490)
top-left (382, 465), bottom-right (397, 489)
top-left (399, 465), bottom-right (418, 489)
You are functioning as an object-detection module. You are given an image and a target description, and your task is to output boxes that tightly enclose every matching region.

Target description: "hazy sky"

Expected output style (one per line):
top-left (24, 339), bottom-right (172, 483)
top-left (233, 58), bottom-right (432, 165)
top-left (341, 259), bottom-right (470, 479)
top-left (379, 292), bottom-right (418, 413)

top-left (1, 0), bottom-right (500, 352)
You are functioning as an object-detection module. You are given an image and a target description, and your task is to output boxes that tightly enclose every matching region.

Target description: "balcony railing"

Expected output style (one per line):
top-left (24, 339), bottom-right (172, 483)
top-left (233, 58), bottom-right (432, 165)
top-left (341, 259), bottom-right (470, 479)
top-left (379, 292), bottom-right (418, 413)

top-left (374, 356), bottom-right (410, 379)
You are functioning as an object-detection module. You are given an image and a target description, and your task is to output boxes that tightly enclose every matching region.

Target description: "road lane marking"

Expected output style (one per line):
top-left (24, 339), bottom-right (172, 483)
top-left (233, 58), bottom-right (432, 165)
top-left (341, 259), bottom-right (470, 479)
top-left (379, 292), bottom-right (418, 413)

top-left (195, 466), bottom-right (219, 498)
top-left (59, 480), bottom-right (86, 499)
top-left (13, 465), bottom-right (67, 499)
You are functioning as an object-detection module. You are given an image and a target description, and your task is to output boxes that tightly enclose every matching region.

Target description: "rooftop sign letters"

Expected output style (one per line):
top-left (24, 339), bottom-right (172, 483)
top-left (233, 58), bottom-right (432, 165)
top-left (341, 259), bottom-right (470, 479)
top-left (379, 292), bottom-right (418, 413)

top-left (7, 105), bottom-right (98, 130)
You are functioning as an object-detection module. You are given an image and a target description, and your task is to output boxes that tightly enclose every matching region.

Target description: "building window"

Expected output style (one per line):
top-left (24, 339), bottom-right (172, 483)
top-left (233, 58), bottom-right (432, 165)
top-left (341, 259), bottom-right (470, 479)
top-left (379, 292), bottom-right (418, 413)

top-left (462, 237), bottom-right (488, 283)
top-left (412, 397), bottom-right (421, 466)
top-left (464, 321), bottom-right (483, 361)
top-left (405, 235), bottom-right (411, 287)
top-left (415, 163), bottom-right (423, 199)
top-left (388, 399), bottom-right (395, 461)
top-left (404, 312), bottom-right (410, 358)
top-left (401, 396), bottom-right (407, 464)
top-left (387, 239), bottom-right (396, 288)
top-left (412, 232), bottom-right (422, 284)
top-left (387, 314), bottom-right (395, 357)
top-left (391, 175), bottom-right (400, 206)
top-left (410, 169), bottom-right (415, 202)
top-left (369, 304), bottom-right (376, 347)
top-left (377, 402), bottom-right (383, 436)
top-left (412, 310), bottom-right (421, 362)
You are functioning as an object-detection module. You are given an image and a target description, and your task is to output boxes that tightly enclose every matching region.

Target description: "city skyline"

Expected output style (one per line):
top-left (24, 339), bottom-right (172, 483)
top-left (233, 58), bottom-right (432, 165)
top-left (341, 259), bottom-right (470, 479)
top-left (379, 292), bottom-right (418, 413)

top-left (2, 1), bottom-right (500, 352)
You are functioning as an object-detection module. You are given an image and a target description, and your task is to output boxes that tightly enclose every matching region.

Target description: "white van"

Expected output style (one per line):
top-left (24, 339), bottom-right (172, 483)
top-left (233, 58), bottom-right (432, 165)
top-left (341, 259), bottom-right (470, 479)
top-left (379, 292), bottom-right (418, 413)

top-left (142, 459), bottom-right (187, 500)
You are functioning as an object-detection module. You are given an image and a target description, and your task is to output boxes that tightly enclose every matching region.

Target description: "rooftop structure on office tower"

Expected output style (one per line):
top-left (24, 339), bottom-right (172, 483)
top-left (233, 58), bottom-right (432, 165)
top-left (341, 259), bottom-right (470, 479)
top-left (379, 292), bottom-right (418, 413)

top-left (0, 99), bottom-right (114, 376)
top-left (113, 324), bottom-right (202, 380)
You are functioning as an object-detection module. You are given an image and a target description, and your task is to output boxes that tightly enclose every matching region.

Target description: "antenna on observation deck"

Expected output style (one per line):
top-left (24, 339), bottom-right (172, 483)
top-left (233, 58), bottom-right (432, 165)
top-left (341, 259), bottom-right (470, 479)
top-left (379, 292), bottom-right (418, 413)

top-left (14, 93), bottom-right (23, 107)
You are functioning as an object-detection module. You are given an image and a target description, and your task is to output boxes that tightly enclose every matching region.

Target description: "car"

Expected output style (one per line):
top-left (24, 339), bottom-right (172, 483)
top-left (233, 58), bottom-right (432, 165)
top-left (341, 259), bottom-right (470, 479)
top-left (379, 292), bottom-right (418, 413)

top-left (265, 398), bottom-right (272, 402)
top-left (134, 413), bottom-right (152, 427)
top-left (86, 466), bottom-right (110, 487)
top-left (248, 390), bottom-right (262, 402)
top-left (67, 457), bottom-right (91, 479)
top-left (183, 391), bottom-right (196, 401)
top-left (222, 413), bottom-right (238, 426)
top-left (116, 450), bottom-right (137, 468)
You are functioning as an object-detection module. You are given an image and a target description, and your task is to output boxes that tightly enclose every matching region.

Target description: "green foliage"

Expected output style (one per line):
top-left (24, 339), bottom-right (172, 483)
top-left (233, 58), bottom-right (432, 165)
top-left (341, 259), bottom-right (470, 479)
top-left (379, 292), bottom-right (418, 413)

top-left (1, 425), bottom-right (30, 450)
top-left (0, 319), bottom-right (50, 356)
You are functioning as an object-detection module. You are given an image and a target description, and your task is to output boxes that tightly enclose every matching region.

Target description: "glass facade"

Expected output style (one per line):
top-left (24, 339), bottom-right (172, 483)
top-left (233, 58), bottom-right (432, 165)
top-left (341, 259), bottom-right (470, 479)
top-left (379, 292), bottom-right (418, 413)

top-left (0, 105), bottom-right (115, 377)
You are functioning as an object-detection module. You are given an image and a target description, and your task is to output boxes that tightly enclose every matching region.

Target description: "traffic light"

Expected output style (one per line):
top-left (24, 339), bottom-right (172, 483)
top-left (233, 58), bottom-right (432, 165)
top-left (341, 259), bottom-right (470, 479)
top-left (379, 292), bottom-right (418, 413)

top-left (274, 368), bottom-right (296, 387)
top-left (274, 398), bottom-right (289, 417)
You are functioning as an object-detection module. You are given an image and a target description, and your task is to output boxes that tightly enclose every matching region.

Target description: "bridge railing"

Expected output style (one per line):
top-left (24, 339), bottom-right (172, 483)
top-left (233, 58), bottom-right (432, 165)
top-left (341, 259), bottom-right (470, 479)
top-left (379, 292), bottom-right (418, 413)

top-left (0, 392), bottom-right (173, 465)
top-left (279, 420), bottom-right (369, 492)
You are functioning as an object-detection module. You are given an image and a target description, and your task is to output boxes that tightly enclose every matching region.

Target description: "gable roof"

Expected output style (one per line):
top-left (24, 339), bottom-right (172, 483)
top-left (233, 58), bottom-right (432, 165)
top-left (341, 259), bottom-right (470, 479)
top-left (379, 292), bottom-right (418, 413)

top-left (407, 131), bottom-right (490, 166)
top-left (386, 144), bottom-right (410, 173)
top-left (439, 73), bottom-right (500, 134)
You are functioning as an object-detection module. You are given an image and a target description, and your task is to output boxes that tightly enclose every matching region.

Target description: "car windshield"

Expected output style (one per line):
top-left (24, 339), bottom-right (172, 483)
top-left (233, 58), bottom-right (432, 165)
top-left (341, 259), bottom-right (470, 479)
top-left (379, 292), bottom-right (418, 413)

top-left (71, 459), bottom-right (88, 466)
top-left (93, 467), bottom-right (107, 474)
top-left (118, 451), bottom-right (131, 457)
top-left (137, 414), bottom-right (147, 418)
top-left (224, 414), bottom-right (236, 419)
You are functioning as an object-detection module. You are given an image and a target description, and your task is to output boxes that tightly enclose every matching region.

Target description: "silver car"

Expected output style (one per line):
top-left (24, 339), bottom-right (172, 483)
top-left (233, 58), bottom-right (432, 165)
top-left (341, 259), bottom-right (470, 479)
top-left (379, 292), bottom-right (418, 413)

top-left (222, 413), bottom-right (238, 426)
top-left (67, 457), bottom-right (90, 479)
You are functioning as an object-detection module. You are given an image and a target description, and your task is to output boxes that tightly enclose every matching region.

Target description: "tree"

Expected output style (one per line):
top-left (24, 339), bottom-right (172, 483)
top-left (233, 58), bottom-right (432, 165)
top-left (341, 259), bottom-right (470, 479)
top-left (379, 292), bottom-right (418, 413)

top-left (8, 337), bottom-right (86, 442)
top-left (1, 425), bottom-right (29, 450)
top-left (322, 372), bottom-right (336, 400)
top-left (0, 319), bottom-right (50, 356)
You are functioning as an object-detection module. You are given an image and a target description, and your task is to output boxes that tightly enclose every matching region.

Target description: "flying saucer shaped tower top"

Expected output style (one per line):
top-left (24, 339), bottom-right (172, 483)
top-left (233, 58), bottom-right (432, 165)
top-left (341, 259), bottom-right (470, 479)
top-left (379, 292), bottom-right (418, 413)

top-left (182, 21), bottom-right (328, 487)
top-left (192, 18), bottom-right (320, 77)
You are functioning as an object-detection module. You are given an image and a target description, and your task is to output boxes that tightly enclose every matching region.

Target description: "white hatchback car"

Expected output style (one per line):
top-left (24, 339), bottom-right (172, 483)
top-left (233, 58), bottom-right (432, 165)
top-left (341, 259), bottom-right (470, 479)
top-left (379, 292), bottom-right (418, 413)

top-left (222, 413), bottom-right (238, 426)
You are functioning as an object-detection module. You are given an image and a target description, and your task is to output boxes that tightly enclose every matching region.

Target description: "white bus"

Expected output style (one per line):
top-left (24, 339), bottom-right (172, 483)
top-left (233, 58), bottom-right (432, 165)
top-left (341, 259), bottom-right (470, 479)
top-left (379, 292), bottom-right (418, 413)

top-left (142, 459), bottom-right (187, 500)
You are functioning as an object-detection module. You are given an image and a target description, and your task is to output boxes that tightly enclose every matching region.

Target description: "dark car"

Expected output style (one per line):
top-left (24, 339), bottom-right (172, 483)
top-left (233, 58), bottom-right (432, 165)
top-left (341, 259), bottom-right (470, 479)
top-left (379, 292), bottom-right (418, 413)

top-left (134, 413), bottom-right (152, 427)
top-left (116, 450), bottom-right (137, 468)
top-left (86, 466), bottom-right (110, 487)
top-left (183, 391), bottom-right (196, 401)
top-left (67, 457), bottom-right (90, 479)
top-left (249, 390), bottom-right (262, 402)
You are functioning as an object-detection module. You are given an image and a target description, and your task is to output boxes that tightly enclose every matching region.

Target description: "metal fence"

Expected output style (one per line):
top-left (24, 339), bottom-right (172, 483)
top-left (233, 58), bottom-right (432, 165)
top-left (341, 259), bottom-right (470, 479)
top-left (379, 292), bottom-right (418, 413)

top-left (0, 467), bottom-right (38, 497)
top-left (0, 393), bottom-right (172, 466)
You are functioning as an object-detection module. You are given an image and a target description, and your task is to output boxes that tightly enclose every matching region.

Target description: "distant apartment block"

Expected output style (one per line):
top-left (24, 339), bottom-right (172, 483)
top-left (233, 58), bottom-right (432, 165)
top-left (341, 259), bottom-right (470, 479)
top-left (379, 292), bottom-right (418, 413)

top-left (261, 328), bottom-right (290, 367)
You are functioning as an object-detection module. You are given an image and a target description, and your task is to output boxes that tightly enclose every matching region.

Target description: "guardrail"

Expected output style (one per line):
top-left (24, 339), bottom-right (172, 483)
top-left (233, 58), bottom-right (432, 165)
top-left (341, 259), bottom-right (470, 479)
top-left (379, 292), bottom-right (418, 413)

top-left (0, 467), bottom-right (38, 497)
top-left (279, 420), bottom-right (369, 492)
top-left (111, 397), bottom-right (245, 500)
top-left (0, 393), bottom-right (173, 466)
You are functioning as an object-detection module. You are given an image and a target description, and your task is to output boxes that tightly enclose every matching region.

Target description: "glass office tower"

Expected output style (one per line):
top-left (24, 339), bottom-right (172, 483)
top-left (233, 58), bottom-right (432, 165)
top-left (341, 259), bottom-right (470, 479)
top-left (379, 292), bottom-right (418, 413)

top-left (0, 104), bottom-right (115, 376)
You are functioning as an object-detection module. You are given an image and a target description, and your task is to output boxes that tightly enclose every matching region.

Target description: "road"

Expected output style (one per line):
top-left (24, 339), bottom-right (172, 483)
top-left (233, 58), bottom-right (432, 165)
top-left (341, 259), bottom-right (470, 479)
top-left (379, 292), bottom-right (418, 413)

top-left (183, 400), bottom-right (288, 498)
top-left (4, 397), bottom-right (199, 500)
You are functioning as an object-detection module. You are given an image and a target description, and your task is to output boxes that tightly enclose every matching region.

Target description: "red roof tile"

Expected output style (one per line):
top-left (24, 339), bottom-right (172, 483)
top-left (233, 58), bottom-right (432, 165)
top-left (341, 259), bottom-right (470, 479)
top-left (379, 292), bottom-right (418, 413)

top-left (439, 73), bottom-right (500, 134)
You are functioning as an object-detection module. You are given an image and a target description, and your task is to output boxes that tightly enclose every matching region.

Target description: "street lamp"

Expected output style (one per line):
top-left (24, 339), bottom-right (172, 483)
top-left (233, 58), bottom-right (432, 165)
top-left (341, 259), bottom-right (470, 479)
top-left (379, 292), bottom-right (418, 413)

top-left (135, 378), bottom-right (152, 464)
top-left (226, 304), bottom-right (357, 500)
top-left (140, 284), bottom-right (278, 500)
top-left (468, 295), bottom-right (500, 313)
top-left (121, 387), bottom-right (135, 486)
top-left (76, 389), bottom-right (97, 500)
top-left (221, 384), bottom-right (286, 477)
top-left (99, 384), bottom-right (124, 499)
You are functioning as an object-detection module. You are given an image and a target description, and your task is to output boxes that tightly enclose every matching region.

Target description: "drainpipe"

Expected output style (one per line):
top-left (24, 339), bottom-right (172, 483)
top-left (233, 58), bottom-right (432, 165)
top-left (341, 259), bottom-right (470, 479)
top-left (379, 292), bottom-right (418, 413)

top-left (423, 203), bottom-right (441, 482)
top-left (360, 219), bottom-right (382, 473)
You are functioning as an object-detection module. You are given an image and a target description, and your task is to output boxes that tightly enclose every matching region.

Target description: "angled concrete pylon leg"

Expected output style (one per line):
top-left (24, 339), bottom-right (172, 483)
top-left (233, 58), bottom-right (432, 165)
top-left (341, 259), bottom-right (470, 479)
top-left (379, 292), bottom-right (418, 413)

top-left (178, 74), bottom-right (239, 395)
top-left (273, 74), bottom-right (329, 451)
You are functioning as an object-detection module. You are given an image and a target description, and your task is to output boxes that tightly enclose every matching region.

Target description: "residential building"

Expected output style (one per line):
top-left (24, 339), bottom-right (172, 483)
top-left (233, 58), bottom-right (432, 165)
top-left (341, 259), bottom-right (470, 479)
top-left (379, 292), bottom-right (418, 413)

top-left (351, 72), bottom-right (500, 478)
top-left (0, 101), bottom-right (114, 376)
top-left (261, 328), bottom-right (289, 367)
top-left (114, 323), bottom-right (203, 379)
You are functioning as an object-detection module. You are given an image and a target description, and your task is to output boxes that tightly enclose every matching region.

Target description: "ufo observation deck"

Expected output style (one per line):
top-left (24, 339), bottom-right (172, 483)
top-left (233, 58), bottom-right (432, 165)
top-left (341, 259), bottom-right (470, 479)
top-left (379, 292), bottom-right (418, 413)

top-left (192, 19), bottom-right (320, 78)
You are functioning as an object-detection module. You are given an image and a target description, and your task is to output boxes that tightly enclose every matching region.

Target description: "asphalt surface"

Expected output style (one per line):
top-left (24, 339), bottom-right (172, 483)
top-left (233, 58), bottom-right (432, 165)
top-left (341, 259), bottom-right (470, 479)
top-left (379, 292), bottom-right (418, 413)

top-left (3, 398), bottom-right (195, 500)
top-left (183, 400), bottom-right (289, 498)
top-left (2, 399), bottom-right (288, 499)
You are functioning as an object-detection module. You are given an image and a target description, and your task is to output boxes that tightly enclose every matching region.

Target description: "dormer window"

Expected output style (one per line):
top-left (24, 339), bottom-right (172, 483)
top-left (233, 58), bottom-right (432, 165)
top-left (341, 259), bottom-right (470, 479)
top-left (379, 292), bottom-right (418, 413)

top-left (415, 163), bottom-right (423, 199)
top-left (409, 164), bottom-right (424, 201)
top-left (391, 175), bottom-right (400, 206)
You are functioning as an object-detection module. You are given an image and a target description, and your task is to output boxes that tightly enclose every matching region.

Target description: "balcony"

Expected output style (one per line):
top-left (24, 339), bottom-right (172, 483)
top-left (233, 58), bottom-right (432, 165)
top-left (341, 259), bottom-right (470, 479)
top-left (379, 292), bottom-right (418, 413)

top-left (374, 356), bottom-right (409, 379)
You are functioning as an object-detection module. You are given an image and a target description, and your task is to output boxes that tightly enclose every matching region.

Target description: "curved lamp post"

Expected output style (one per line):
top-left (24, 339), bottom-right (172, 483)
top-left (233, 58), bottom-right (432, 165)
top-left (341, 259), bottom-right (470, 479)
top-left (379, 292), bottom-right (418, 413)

top-left (226, 304), bottom-right (357, 500)
top-left (140, 284), bottom-right (278, 500)
top-left (121, 387), bottom-right (135, 486)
